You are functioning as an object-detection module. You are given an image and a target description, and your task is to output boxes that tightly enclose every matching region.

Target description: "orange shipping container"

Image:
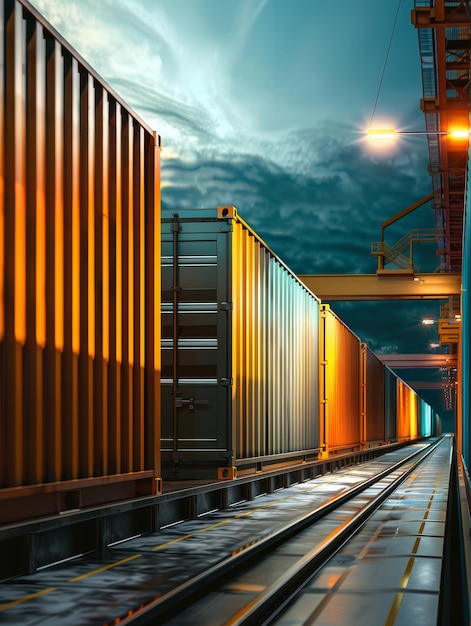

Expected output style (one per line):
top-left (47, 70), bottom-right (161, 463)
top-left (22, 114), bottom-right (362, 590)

top-left (320, 305), bottom-right (362, 453)
top-left (0, 0), bottom-right (161, 524)
top-left (396, 379), bottom-right (419, 440)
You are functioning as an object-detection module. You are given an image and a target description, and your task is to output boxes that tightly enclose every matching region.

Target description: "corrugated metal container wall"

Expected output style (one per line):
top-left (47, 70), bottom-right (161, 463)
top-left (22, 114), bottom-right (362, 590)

top-left (161, 207), bottom-right (320, 479)
top-left (418, 397), bottom-right (432, 437)
top-left (321, 305), bottom-right (362, 453)
top-left (161, 212), bottom-right (230, 473)
top-left (231, 217), bottom-right (320, 459)
top-left (384, 366), bottom-right (397, 441)
top-left (362, 344), bottom-right (385, 444)
top-left (396, 379), bottom-right (419, 440)
top-left (0, 0), bottom-right (161, 521)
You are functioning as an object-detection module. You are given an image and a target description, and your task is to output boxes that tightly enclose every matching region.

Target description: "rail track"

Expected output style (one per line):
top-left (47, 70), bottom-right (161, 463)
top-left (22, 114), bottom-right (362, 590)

top-left (1, 437), bottom-right (457, 625)
top-left (115, 437), bottom-right (448, 626)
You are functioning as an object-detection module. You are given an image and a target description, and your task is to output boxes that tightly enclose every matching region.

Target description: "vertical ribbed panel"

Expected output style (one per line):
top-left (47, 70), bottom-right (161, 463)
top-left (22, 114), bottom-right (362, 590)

top-left (321, 305), bottom-right (361, 451)
top-left (231, 218), bottom-right (320, 460)
top-left (384, 366), bottom-right (397, 441)
top-left (161, 209), bottom-right (320, 477)
top-left (418, 398), bottom-right (432, 436)
top-left (364, 345), bottom-right (386, 443)
top-left (0, 0), bottom-right (161, 490)
top-left (396, 379), bottom-right (419, 440)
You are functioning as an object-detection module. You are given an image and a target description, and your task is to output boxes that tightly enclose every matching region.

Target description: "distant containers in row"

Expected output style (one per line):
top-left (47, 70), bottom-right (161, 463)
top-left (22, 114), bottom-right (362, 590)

top-left (161, 207), bottom-right (436, 479)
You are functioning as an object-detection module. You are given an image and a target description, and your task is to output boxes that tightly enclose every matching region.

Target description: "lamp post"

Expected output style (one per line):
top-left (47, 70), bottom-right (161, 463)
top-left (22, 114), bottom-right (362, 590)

top-left (367, 128), bottom-right (469, 140)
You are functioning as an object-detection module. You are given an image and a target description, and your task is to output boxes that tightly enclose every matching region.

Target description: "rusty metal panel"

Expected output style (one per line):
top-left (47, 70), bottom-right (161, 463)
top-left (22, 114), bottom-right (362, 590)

top-left (384, 366), bottom-right (397, 441)
top-left (363, 344), bottom-right (385, 444)
top-left (321, 305), bottom-right (362, 452)
top-left (161, 208), bottom-right (320, 478)
top-left (0, 0), bottom-right (161, 511)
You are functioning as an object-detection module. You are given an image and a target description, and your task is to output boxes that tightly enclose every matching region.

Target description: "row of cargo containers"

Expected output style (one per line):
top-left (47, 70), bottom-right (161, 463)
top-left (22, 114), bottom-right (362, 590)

top-left (161, 207), bottom-right (436, 479)
top-left (0, 0), bottom-right (437, 522)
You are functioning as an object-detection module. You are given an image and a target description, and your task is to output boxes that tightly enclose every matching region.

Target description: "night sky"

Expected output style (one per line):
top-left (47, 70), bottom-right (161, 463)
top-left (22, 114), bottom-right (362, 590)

top-left (30, 0), bottom-right (455, 425)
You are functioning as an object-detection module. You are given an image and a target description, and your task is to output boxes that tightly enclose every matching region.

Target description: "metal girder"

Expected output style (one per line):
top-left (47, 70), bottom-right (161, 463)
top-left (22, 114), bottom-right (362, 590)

top-left (297, 272), bottom-right (461, 301)
top-left (378, 354), bottom-right (457, 368)
top-left (407, 381), bottom-right (455, 389)
top-left (411, 4), bottom-right (471, 28)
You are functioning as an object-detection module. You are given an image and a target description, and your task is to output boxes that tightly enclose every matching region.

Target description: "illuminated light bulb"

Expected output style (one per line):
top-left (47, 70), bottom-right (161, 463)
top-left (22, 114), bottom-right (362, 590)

top-left (367, 129), bottom-right (396, 140)
top-left (422, 318), bottom-right (434, 325)
top-left (448, 129), bottom-right (469, 139)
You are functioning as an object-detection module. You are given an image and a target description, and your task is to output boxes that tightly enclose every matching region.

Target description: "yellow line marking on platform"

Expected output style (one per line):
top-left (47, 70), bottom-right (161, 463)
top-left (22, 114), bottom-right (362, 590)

top-left (152, 534), bottom-right (193, 550)
top-left (384, 451), bottom-right (446, 625)
top-left (0, 587), bottom-right (57, 611)
top-left (68, 553), bottom-right (142, 582)
top-left (235, 510), bottom-right (254, 518)
top-left (199, 520), bottom-right (230, 532)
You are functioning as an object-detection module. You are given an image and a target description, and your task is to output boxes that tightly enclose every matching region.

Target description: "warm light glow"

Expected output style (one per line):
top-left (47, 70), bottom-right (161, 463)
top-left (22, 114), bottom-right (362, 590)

top-left (448, 129), bottom-right (469, 139)
top-left (368, 129), bottom-right (396, 140)
top-left (422, 318), bottom-right (435, 325)
top-left (367, 127), bottom-right (470, 140)
top-left (455, 314), bottom-right (461, 321)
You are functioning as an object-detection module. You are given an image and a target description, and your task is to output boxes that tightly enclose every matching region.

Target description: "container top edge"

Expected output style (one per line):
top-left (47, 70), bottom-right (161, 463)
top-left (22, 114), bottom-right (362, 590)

top-left (19, 0), bottom-right (160, 141)
top-left (162, 207), bottom-right (322, 304)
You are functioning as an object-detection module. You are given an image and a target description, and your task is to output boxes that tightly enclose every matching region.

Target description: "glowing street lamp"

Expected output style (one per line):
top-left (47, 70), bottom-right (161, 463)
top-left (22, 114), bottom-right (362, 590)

top-left (367, 129), bottom-right (397, 140)
top-left (367, 128), bottom-right (470, 140)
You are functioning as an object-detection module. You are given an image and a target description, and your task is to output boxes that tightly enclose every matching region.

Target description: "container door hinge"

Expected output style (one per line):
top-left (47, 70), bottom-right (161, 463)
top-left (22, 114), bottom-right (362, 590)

top-left (220, 378), bottom-right (233, 386)
top-left (220, 302), bottom-right (233, 311)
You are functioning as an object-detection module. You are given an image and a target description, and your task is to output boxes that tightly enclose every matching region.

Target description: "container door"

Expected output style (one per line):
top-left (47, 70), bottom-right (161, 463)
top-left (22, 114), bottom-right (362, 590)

top-left (161, 214), bottom-right (231, 478)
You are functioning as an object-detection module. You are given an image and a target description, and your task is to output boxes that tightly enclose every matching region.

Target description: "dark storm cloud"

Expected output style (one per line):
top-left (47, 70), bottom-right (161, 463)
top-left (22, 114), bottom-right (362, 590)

top-left (331, 300), bottom-right (446, 354)
top-left (162, 123), bottom-right (432, 277)
top-left (161, 120), bottom-right (451, 417)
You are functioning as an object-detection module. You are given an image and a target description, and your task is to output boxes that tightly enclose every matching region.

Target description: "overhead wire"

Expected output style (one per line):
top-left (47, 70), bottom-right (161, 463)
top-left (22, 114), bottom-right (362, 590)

top-left (369, 0), bottom-right (404, 130)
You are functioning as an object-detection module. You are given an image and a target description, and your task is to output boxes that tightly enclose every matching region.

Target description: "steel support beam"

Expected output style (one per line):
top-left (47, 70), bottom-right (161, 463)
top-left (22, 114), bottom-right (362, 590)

top-left (297, 272), bottom-right (461, 301)
top-left (378, 354), bottom-right (457, 368)
top-left (407, 381), bottom-right (455, 389)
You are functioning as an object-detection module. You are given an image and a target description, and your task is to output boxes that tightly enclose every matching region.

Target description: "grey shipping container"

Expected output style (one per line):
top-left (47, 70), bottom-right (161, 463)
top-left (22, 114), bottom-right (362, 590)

top-left (161, 207), bottom-right (321, 479)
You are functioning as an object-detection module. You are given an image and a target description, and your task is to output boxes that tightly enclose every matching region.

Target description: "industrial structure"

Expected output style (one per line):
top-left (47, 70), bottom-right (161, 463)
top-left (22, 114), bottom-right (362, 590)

top-left (412, 0), bottom-right (470, 487)
top-left (0, 0), bottom-right (470, 624)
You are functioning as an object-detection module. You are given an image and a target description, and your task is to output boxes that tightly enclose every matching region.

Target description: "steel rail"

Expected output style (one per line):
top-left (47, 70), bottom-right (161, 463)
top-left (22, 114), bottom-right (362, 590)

top-left (117, 438), bottom-right (443, 625)
top-left (230, 437), bottom-right (444, 626)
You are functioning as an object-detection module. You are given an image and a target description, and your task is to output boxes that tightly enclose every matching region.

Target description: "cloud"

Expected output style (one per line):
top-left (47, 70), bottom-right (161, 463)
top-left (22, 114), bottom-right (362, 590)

top-left (161, 121), bottom-right (432, 278)
top-left (230, 0), bottom-right (270, 65)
